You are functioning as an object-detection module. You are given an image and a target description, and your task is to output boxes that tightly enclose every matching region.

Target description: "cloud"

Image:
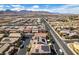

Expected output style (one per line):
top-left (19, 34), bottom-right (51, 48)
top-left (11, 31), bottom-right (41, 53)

top-left (0, 4), bottom-right (79, 14)
top-left (0, 5), bottom-right (4, 8)
top-left (0, 5), bottom-right (7, 11)
top-left (11, 5), bottom-right (22, 8)
top-left (26, 5), bottom-right (40, 11)
top-left (51, 5), bottom-right (79, 14)
top-left (32, 5), bottom-right (39, 8)
top-left (11, 5), bottom-right (26, 11)
top-left (25, 5), bottom-right (45, 12)
top-left (5, 5), bottom-right (10, 8)
top-left (28, 4), bottom-right (79, 14)
top-left (26, 4), bottom-right (79, 14)
top-left (26, 5), bottom-right (51, 11)
top-left (0, 8), bottom-right (5, 11)
top-left (11, 7), bottom-right (26, 11)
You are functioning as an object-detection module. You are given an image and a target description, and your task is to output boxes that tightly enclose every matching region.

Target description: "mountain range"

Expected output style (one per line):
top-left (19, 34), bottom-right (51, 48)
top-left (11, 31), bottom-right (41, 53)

top-left (0, 9), bottom-right (60, 15)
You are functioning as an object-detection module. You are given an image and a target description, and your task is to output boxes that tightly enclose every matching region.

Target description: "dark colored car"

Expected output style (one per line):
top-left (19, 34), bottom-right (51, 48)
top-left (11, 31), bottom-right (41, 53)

top-left (20, 41), bottom-right (25, 49)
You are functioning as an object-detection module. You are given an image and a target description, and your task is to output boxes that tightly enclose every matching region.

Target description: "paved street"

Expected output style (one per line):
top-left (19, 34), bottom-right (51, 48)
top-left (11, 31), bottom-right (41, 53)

top-left (17, 36), bottom-right (32, 55)
top-left (43, 19), bottom-right (74, 55)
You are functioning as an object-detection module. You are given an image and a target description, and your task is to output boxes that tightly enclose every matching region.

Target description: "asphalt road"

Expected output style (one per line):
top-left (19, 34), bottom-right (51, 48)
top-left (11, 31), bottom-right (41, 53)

top-left (17, 37), bottom-right (32, 55)
top-left (43, 19), bottom-right (74, 55)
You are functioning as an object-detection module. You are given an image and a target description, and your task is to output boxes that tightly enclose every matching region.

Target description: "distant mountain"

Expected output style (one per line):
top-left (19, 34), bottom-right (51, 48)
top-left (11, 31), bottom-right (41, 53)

top-left (0, 10), bottom-right (32, 14)
top-left (18, 10), bottom-right (32, 14)
top-left (0, 9), bottom-right (56, 15)
top-left (51, 12), bottom-right (60, 14)
top-left (0, 9), bottom-right (16, 14)
top-left (5, 9), bottom-right (14, 12)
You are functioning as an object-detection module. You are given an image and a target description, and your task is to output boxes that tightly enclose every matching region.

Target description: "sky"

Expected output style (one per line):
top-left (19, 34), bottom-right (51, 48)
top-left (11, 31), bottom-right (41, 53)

top-left (0, 4), bottom-right (79, 14)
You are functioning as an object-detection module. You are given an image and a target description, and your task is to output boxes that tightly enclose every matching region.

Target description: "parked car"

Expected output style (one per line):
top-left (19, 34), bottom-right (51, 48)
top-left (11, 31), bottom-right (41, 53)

top-left (20, 41), bottom-right (25, 49)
